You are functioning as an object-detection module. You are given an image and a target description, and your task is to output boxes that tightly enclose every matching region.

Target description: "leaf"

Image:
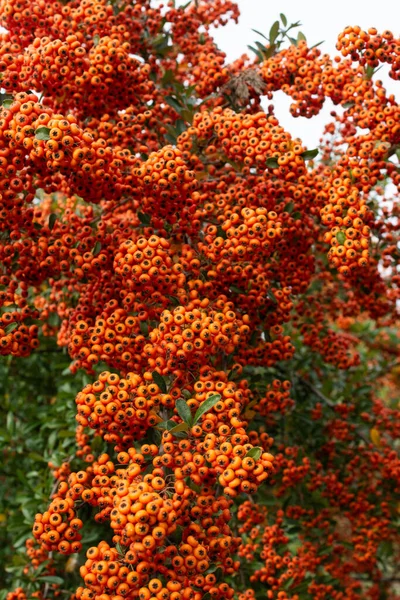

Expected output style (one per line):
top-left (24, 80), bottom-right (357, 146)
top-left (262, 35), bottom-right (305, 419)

top-left (310, 40), bottom-right (324, 49)
top-left (365, 64), bottom-right (375, 80)
top-left (284, 201), bottom-right (294, 213)
top-left (48, 213), bottom-right (57, 230)
top-left (137, 211), bottom-right (151, 226)
top-left (139, 321), bottom-right (149, 336)
top-left (269, 20), bottom-right (280, 45)
top-left (266, 157), bottom-right (279, 169)
top-left (193, 394), bottom-right (221, 425)
top-left (5, 322), bottom-right (18, 333)
top-left (251, 28), bottom-right (269, 41)
top-left (342, 101), bottom-right (355, 109)
top-left (280, 13), bottom-right (287, 27)
top-left (2, 98), bottom-right (13, 109)
top-left (175, 399), bottom-right (193, 425)
top-left (247, 45), bottom-right (264, 62)
top-left (245, 447), bottom-right (262, 460)
top-left (93, 34), bottom-right (100, 47)
top-left (165, 96), bottom-right (183, 114)
top-left (267, 289), bottom-right (277, 304)
top-left (336, 231), bottom-right (346, 245)
top-left (292, 211), bottom-right (301, 219)
top-left (297, 31), bottom-right (306, 42)
top-left (152, 370), bottom-right (167, 393)
top-left (169, 422), bottom-right (189, 435)
top-left (301, 149), bottom-right (319, 160)
top-left (92, 241), bottom-right (102, 256)
top-left (35, 127), bottom-right (51, 141)
top-left (37, 576), bottom-right (64, 585)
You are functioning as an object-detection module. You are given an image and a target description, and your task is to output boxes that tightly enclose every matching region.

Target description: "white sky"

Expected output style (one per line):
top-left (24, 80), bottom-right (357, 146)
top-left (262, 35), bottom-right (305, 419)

top-left (205, 0), bottom-right (400, 149)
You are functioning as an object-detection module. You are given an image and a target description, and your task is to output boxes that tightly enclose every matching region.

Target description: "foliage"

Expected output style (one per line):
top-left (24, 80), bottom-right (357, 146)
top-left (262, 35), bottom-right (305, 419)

top-left (0, 2), bottom-right (399, 600)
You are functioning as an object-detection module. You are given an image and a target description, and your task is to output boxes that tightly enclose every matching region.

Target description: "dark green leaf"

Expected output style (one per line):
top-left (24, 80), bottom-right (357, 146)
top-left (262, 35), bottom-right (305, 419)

top-left (152, 371), bottom-right (167, 393)
top-left (247, 45), bottom-right (265, 62)
top-left (301, 149), bottom-right (319, 160)
top-left (251, 28), bottom-right (268, 41)
top-left (49, 213), bottom-right (57, 230)
top-left (280, 13), bottom-right (287, 27)
top-left (266, 157), bottom-right (279, 169)
top-left (5, 322), bottom-right (18, 333)
top-left (193, 394), bottom-right (221, 424)
top-left (137, 211), bottom-right (151, 226)
top-left (92, 241), bottom-right (102, 256)
top-left (284, 201), bottom-right (294, 213)
top-left (139, 321), bottom-right (149, 336)
top-left (165, 96), bottom-right (183, 114)
top-left (175, 399), bottom-right (193, 425)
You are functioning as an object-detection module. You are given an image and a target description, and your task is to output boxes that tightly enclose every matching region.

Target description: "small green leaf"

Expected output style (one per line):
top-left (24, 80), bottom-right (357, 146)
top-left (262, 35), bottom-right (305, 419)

top-left (2, 98), bottom-right (13, 109)
top-left (251, 28), bottom-right (269, 41)
top-left (365, 64), bottom-right (375, 80)
top-left (247, 45), bottom-right (264, 62)
top-left (280, 13), bottom-right (287, 27)
top-left (284, 201), bottom-right (294, 213)
top-left (336, 231), bottom-right (346, 245)
top-left (36, 188), bottom-right (45, 200)
top-left (292, 211), bottom-right (301, 219)
top-left (267, 290), bottom-right (277, 304)
top-left (176, 399), bottom-right (193, 425)
top-left (5, 322), bottom-right (18, 333)
top-left (137, 211), bottom-right (151, 226)
top-left (297, 31), bottom-right (306, 42)
top-left (342, 101), bottom-right (355, 109)
top-left (152, 371), bottom-right (167, 393)
top-left (157, 419), bottom-right (176, 431)
top-left (266, 157), bottom-right (279, 169)
top-left (92, 241), bottom-right (102, 256)
top-left (139, 321), bottom-right (149, 336)
top-left (165, 96), bottom-right (183, 114)
top-left (193, 394), bottom-right (221, 425)
top-left (245, 447), bottom-right (262, 460)
top-left (169, 422), bottom-right (189, 435)
top-left (49, 213), bottom-right (57, 230)
top-left (35, 126), bottom-right (51, 141)
top-left (269, 20), bottom-right (280, 44)
top-left (37, 576), bottom-right (64, 585)
top-left (93, 34), bottom-right (100, 47)
top-left (301, 149), bottom-right (319, 160)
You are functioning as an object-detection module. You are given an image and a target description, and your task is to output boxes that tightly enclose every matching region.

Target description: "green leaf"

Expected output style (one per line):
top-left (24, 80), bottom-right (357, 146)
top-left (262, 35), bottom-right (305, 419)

top-left (137, 211), bottom-right (151, 226)
top-left (169, 422), bottom-right (189, 435)
top-left (266, 157), bottom-right (279, 169)
top-left (365, 64), bottom-right (375, 80)
top-left (336, 231), bottom-right (346, 245)
top-left (193, 394), bottom-right (221, 425)
top-left (37, 576), bottom-right (64, 585)
top-left (175, 399), bottom-right (193, 425)
top-left (152, 371), bottom-right (167, 393)
top-left (245, 447), bottom-right (262, 460)
top-left (139, 321), bottom-right (149, 336)
top-left (5, 322), bottom-right (18, 333)
top-left (269, 20), bottom-right (280, 44)
top-left (292, 211), bottom-right (301, 219)
top-left (2, 98), bottom-right (13, 109)
top-left (93, 34), bottom-right (100, 47)
top-left (92, 241), bottom-right (102, 256)
top-left (165, 96), bottom-right (183, 114)
top-left (280, 13), bottom-right (287, 27)
top-left (247, 45), bottom-right (264, 62)
top-left (48, 213), bottom-right (57, 230)
top-left (342, 101), bottom-right (355, 109)
top-left (35, 127), bottom-right (51, 141)
top-left (251, 28), bottom-right (269, 41)
top-left (297, 31), bottom-right (306, 42)
top-left (301, 149), bottom-right (319, 160)
top-left (36, 188), bottom-right (45, 200)
top-left (267, 289), bottom-right (277, 304)
top-left (284, 201), bottom-right (294, 213)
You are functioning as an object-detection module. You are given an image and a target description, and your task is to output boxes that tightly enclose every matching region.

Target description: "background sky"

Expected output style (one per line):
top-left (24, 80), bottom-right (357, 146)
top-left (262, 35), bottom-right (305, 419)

top-left (201, 0), bottom-right (400, 149)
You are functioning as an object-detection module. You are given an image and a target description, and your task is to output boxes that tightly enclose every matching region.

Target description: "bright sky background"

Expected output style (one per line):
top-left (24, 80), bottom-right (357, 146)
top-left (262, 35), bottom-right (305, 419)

top-left (205, 0), bottom-right (400, 149)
